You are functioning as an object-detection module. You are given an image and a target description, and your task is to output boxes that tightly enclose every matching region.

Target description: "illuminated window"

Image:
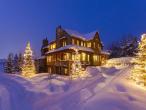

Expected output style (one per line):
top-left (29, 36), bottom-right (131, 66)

top-left (63, 41), bottom-right (66, 47)
top-left (64, 53), bottom-right (70, 60)
top-left (87, 54), bottom-right (90, 61)
top-left (52, 43), bottom-right (56, 49)
top-left (50, 43), bottom-right (56, 50)
top-left (75, 53), bottom-right (81, 61)
top-left (87, 42), bottom-right (91, 47)
top-left (81, 41), bottom-right (83, 46)
top-left (72, 54), bottom-right (75, 60)
top-left (93, 55), bottom-right (98, 62)
top-left (78, 54), bottom-right (81, 60)
top-left (77, 40), bottom-right (80, 45)
top-left (84, 42), bottom-right (86, 47)
top-left (64, 68), bottom-right (68, 75)
top-left (50, 45), bottom-right (52, 49)
top-left (66, 53), bottom-right (70, 60)
top-left (47, 56), bottom-right (51, 62)
top-left (72, 39), bottom-right (75, 44)
top-left (82, 53), bottom-right (86, 61)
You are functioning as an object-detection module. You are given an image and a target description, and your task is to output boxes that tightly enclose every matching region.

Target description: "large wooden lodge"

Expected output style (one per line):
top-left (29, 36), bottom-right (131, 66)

top-left (38, 26), bottom-right (109, 75)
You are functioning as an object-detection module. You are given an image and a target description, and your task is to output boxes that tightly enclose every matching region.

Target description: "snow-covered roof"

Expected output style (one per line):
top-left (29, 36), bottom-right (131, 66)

top-left (84, 31), bottom-right (97, 40)
top-left (37, 56), bottom-right (46, 59)
top-left (101, 50), bottom-right (110, 55)
top-left (46, 45), bottom-right (94, 54)
top-left (64, 28), bottom-right (97, 41)
top-left (64, 29), bottom-right (86, 40)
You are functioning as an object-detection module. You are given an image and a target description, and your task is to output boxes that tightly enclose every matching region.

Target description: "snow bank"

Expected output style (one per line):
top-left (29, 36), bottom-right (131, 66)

top-left (106, 57), bottom-right (133, 68)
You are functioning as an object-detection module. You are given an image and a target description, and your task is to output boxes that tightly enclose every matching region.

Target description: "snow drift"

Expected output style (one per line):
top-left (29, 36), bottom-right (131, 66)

top-left (0, 62), bottom-right (146, 110)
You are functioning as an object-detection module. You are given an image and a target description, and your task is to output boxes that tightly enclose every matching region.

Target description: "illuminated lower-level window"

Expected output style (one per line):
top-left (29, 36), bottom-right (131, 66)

top-left (47, 56), bottom-right (51, 62)
top-left (66, 53), bottom-right (70, 60)
top-left (64, 68), bottom-right (68, 75)
top-left (82, 53), bottom-right (86, 61)
top-left (87, 54), bottom-right (90, 61)
top-left (64, 53), bottom-right (70, 60)
top-left (72, 53), bottom-right (81, 61)
top-left (72, 54), bottom-right (75, 60)
top-left (93, 55), bottom-right (98, 62)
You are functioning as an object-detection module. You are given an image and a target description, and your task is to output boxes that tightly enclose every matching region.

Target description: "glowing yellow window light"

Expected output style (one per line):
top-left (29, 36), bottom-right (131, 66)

top-left (82, 53), bottom-right (86, 61)
top-left (87, 42), bottom-right (91, 47)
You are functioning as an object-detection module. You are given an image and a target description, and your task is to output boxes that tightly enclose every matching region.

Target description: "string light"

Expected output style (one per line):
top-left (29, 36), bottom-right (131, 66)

top-left (131, 34), bottom-right (146, 87)
top-left (21, 42), bottom-right (36, 78)
top-left (71, 48), bottom-right (89, 80)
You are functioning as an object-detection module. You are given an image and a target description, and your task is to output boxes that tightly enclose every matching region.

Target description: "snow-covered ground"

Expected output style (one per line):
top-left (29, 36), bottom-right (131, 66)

top-left (106, 57), bottom-right (133, 68)
top-left (0, 58), bottom-right (146, 110)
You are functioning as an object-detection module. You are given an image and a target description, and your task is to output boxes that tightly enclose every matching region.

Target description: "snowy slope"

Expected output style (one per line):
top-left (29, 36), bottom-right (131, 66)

top-left (0, 64), bottom-right (146, 110)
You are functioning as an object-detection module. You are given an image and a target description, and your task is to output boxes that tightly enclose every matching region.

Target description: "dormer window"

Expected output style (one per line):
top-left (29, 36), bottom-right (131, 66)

top-left (50, 43), bottom-right (56, 50)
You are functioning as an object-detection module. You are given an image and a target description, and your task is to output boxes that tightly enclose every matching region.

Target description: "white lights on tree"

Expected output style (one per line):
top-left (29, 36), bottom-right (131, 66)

top-left (71, 48), bottom-right (89, 80)
top-left (131, 34), bottom-right (146, 86)
top-left (21, 42), bottom-right (36, 78)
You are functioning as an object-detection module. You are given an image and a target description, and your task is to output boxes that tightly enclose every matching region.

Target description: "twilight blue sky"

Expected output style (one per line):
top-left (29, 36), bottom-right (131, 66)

top-left (0, 0), bottom-right (146, 58)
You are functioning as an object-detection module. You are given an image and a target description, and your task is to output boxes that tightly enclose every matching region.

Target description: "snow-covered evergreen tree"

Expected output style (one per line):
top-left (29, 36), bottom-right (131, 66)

top-left (109, 36), bottom-right (138, 58)
top-left (5, 53), bottom-right (14, 73)
top-left (131, 34), bottom-right (146, 86)
top-left (21, 42), bottom-right (36, 78)
top-left (120, 37), bottom-right (138, 57)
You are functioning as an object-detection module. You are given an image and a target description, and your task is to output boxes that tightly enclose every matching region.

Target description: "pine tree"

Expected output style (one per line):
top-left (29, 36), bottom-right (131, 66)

top-left (109, 35), bottom-right (138, 58)
top-left (131, 34), bottom-right (146, 86)
top-left (21, 42), bottom-right (36, 78)
top-left (13, 54), bottom-right (19, 73)
top-left (5, 53), bottom-right (14, 73)
top-left (18, 53), bottom-right (23, 72)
